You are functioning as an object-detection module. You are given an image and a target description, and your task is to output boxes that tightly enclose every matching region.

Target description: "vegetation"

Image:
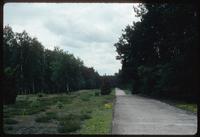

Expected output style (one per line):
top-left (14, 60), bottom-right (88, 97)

top-left (100, 76), bottom-right (112, 95)
top-left (3, 89), bottom-right (115, 134)
top-left (3, 26), bottom-right (101, 104)
top-left (114, 3), bottom-right (198, 103)
top-left (79, 108), bottom-right (113, 134)
top-left (175, 103), bottom-right (197, 113)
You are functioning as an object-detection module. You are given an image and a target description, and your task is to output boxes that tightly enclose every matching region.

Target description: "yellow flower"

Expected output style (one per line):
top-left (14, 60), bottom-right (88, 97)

top-left (104, 103), bottom-right (112, 109)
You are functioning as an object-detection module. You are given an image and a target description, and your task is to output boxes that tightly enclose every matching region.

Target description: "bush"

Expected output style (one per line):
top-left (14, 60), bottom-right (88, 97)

top-left (100, 77), bottom-right (111, 95)
top-left (94, 91), bottom-right (100, 96)
top-left (30, 99), bottom-right (40, 108)
top-left (80, 94), bottom-right (90, 101)
top-left (56, 101), bottom-right (64, 109)
top-left (57, 114), bottom-right (81, 133)
top-left (45, 112), bottom-right (57, 119)
top-left (80, 110), bottom-right (91, 120)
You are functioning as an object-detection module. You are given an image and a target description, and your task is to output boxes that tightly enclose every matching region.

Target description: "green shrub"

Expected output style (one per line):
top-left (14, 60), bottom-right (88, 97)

top-left (30, 99), bottom-right (40, 108)
top-left (45, 112), bottom-right (57, 119)
top-left (80, 94), bottom-right (90, 101)
top-left (56, 101), bottom-right (64, 109)
top-left (4, 118), bottom-right (18, 124)
top-left (94, 91), bottom-right (100, 96)
top-left (80, 110), bottom-right (91, 120)
top-left (100, 78), bottom-right (111, 95)
top-left (57, 114), bottom-right (81, 133)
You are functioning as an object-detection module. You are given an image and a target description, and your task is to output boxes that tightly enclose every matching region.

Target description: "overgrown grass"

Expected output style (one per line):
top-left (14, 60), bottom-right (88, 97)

top-left (175, 103), bottom-right (197, 113)
top-left (79, 108), bottom-right (113, 134)
top-left (79, 89), bottom-right (115, 134)
top-left (3, 89), bottom-right (115, 134)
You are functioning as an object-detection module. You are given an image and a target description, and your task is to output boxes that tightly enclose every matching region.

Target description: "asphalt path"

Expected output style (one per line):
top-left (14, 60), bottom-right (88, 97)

top-left (112, 88), bottom-right (197, 135)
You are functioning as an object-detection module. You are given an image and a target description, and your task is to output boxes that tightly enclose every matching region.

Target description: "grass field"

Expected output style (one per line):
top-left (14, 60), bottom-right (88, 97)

top-left (3, 89), bottom-right (115, 134)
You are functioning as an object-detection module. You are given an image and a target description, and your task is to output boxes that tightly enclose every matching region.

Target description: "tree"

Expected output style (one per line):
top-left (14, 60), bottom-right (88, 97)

top-left (114, 3), bottom-right (199, 102)
top-left (3, 25), bottom-right (101, 97)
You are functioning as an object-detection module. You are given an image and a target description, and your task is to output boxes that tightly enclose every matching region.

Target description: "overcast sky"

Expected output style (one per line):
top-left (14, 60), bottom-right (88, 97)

top-left (4, 3), bottom-right (139, 75)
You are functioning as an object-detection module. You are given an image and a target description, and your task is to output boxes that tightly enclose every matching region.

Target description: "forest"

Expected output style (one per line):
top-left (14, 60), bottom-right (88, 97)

top-left (3, 3), bottom-right (199, 104)
top-left (3, 26), bottom-right (104, 103)
top-left (115, 3), bottom-right (199, 102)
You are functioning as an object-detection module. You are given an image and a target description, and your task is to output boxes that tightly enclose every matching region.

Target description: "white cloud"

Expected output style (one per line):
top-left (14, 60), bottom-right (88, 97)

top-left (4, 3), bottom-right (139, 75)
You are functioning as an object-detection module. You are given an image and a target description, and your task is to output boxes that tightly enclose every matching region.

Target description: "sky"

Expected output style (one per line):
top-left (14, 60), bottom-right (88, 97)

top-left (4, 3), bottom-right (140, 75)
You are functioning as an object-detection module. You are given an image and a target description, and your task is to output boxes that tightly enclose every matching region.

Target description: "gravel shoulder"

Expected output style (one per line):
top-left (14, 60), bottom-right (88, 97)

top-left (112, 88), bottom-right (197, 135)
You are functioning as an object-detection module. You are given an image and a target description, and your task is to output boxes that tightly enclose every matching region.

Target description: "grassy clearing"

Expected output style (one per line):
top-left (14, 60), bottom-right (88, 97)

top-left (3, 89), bottom-right (115, 134)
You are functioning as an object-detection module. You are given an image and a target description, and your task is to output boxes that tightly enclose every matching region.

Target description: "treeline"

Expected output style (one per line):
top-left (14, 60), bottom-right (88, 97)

top-left (115, 3), bottom-right (199, 102)
top-left (3, 26), bottom-right (101, 95)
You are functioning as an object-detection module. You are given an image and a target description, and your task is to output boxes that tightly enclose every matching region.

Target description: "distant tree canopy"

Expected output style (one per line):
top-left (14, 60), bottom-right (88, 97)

top-left (3, 25), bottom-right (101, 95)
top-left (115, 3), bottom-right (199, 102)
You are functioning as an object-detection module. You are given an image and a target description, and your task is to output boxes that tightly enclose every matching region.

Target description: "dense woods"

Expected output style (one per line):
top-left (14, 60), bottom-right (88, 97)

top-left (3, 3), bottom-right (199, 104)
top-left (3, 26), bottom-right (101, 98)
top-left (115, 3), bottom-right (199, 102)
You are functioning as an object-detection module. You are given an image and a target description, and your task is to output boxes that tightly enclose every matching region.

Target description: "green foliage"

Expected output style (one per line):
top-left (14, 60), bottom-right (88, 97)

top-left (3, 25), bottom-right (101, 95)
top-left (45, 112), bottom-right (57, 119)
top-left (79, 109), bottom-right (113, 134)
top-left (80, 93), bottom-right (91, 101)
top-left (80, 110), bottom-right (92, 120)
top-left (3, 89), bottom-right (115, 134)
top-left (115, 3), bottom-right (198, 102)
top-left (30, 99), bottom-right (40, 108)
top-left (100, 76), bottom-right (112, 95)
top-left (57, 114), bottom-right (81, 133)
top-left (94, 91), bottom-right (100, 96)
top-left (35, 111), bottom-right (58, 123)
top-left (56, 101), bottom-right (64, 109)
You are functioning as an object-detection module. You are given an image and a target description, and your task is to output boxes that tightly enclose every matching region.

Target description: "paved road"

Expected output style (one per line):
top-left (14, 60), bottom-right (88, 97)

top-left (112, 88), bottom-right (197, 135)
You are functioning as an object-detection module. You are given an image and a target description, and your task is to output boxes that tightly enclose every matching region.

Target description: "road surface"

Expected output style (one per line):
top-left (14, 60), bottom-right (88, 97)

top-left (112, 88), bottom-right (197, 135)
